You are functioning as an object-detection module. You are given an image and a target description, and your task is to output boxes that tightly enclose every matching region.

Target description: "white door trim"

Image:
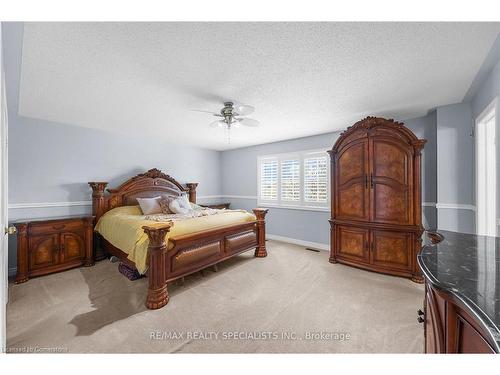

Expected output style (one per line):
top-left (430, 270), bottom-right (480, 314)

top-left (0, 23), bottom-right (8, 352)
top-left (475, 97), bottom-right (498, 235)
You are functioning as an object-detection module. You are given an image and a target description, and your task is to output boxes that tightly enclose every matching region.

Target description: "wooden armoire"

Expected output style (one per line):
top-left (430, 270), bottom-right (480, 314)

top-left (328, 117), bottom-right (426, 282)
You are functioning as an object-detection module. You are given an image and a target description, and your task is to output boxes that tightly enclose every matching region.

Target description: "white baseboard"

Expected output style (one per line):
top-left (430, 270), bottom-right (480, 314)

top-left (266, 234), bottom-right (329, 251)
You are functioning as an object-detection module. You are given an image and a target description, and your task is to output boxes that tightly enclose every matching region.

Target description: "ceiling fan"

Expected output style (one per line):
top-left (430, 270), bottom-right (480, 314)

top-left (191, 101), bottom-right (260, 143)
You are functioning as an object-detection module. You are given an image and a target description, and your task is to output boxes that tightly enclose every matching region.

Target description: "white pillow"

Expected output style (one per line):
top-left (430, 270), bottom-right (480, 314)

top-left (178, 193), bottom-right (191, 210)
top-left (136, 196), bottom-right (163, 215)
top-left (168, 198), bottom-right (191, 214)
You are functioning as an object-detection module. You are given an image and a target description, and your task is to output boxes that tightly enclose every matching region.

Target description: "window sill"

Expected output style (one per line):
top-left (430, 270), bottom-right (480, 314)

top-left (257, 203), bottom-right (330, 212)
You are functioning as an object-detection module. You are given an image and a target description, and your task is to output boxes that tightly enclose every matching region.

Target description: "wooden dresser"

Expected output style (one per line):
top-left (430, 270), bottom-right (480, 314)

top-left (418, 231), bottom-right (499, 353)
top-left (14, 216), bottom-right (94, 283)
top-left (328, 117), bottom-right (426, 282)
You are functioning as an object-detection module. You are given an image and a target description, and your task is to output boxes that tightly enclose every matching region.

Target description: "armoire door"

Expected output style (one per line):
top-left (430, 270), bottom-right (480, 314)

top-left (336, 225), bottom-right (370, 263)
top-left (370, 230), bottom-right (412, 271)
top-left (335, 139), bottom-right (370, 222)
top-left (369, 138), bottom-right (414, 225)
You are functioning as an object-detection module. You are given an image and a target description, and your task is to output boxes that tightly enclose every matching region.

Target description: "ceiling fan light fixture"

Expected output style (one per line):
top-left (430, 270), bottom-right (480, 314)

top-left (192, 100), bottom-right (260, 143)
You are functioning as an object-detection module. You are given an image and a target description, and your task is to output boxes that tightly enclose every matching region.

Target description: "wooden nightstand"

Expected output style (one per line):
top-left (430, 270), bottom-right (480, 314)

top-left (14, 216), bottom-right (94, 283)
top-left (201, 203), bottom-right (231, 209)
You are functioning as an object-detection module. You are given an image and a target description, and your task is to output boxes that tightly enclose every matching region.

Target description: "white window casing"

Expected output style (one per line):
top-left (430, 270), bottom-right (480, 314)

top-left (257, 149), bottom-right (330, 211)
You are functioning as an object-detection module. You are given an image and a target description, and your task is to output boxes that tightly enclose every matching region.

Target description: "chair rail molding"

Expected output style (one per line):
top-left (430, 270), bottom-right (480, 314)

top-left (10, 198), bottom-right (438, 210)
top-left (435, 203), bottom-right (476, 211)
top-left (422, 202), bottom-right (437, 207)
top-left (8, 201), bottom-right (92, 209)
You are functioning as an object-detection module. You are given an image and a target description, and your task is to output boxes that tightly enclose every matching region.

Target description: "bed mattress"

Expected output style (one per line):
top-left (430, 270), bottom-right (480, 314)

top-left (95, 205), bottom-right (256, 274)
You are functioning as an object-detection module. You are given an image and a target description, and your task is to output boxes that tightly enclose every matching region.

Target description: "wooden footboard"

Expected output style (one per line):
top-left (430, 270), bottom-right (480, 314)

top-left (89, 169), bottom-right (269, 310)
top-left (142, 208), bottom-right (269, 310)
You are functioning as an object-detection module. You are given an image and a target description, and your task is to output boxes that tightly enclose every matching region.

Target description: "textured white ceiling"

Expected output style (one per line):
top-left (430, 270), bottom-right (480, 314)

top-left (18, 22), bottom-right (500, 150)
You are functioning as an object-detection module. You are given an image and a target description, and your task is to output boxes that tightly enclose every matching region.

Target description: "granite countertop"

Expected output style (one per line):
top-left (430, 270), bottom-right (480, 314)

top-left (418, 230), bottom-right (500, 351)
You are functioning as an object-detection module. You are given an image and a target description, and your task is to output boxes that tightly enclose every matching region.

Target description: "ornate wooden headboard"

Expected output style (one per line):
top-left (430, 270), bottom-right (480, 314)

top-left (89, 168), bottom-right (198, 223)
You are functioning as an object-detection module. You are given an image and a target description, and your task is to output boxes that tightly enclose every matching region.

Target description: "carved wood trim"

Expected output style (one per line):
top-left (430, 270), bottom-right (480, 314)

top-left (253, 208), bottom-right (269, 257)
top-left (143, 223), bottom-right (173, 310)
top-left (88, 169), bottom-right (198, 224)
top-left (330, 116), bottom-right (426, 155)
top-left (186, 183), bottom-right (198, 204)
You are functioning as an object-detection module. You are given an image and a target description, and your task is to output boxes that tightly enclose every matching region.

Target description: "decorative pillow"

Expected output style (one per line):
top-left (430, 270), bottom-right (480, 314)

top-left (178, 193), bottom-right (192, 210)
top-left (168, 197), bottom-right (191, 215)
top-left (136, 196), bottom-right (163, 215)
top-left (159, 196), bottom-right (176, 214)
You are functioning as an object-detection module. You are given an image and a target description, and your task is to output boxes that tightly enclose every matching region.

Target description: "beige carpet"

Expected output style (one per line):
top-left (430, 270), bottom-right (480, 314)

top-left (6, 240), bottom-right (424, 353)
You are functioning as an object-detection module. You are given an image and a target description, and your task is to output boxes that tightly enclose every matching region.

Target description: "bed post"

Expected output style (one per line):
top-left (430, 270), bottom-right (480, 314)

top-left (186, 182), bottom-right (198, 204)
top-left (252, 208), bottom-right (269, 257)
top-left (142, 223), bottom-right (174, 310)
top-left (88, 182), bottom-right (108, 223)
top-left (88, 182), bottom-right (108, 261)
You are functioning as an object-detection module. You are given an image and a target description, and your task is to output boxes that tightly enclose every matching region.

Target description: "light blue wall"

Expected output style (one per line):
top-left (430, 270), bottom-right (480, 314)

top-left (221, 117), bottom-right (438, 246)
top-left (406, 111), bottom-right (438, 229)
top-left (435, 102), bottom-right (475, 233)
top-left (470, 36), bottom-right (500, 119)
top-left (436, 35), bottom-right (500, 234)
top-left (3, 23), bottom-right (222, 271)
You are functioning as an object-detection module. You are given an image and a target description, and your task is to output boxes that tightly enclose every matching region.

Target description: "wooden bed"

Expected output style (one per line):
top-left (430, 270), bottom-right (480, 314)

top-left (88, 168), bottom-right (268, 310)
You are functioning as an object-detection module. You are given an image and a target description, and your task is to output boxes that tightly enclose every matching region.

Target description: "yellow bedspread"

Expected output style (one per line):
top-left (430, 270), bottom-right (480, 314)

top-left (95, 205), bottom-right (256, 274)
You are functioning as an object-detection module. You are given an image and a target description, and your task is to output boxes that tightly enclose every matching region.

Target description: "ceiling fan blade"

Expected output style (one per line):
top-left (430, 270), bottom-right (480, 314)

top-left (233, 104), bottom-right (255, 116)
top-left (209, 120), bottom-right (225, 128)
top-left (238, 118), bottom-right (260, 127)
top-left (190, 109), bottom-right (221, 116)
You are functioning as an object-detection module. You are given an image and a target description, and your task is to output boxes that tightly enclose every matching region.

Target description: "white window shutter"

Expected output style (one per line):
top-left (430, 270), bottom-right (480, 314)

top-left (260, 159), bottom-right (278, 200)
top-left (304, 155), bottom-right (328, 203)
top-left (281, 159), bottom-right (300, 201)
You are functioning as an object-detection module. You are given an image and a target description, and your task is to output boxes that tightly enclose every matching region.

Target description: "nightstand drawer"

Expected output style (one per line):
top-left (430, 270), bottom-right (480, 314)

top-left (29, 219), bottom-right (84, 236)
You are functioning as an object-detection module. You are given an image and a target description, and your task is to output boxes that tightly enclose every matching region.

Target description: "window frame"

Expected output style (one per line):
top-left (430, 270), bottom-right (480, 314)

top-left (257, 148), bottom-right (330, 211)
